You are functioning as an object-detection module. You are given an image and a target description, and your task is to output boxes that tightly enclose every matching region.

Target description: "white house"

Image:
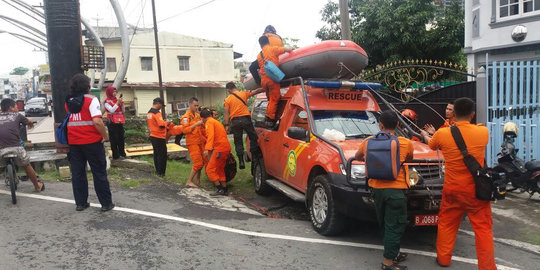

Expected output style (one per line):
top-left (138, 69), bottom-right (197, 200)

top-left (85, 27), bottom-right (240, 115)
top-left (464, 0), bottom-right (540, 69)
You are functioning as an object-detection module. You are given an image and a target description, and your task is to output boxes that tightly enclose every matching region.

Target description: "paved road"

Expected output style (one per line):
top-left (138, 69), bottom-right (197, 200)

top-left (1, 180), bottom-right (538, 270)
top-left (26, 115), bottom-right (55, 143)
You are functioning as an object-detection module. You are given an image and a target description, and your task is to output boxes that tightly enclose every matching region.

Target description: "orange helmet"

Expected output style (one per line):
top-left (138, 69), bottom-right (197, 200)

top-left (401, 109), bottom-right (417, 121)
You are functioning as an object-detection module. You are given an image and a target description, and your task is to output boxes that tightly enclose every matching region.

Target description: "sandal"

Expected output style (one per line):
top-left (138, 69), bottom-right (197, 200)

top-left (393, 252), bottom-right (408, 264)
top-left (36, 178), bottom-right (45, 192)
top-left (381, 263), bottom-right (408, 270)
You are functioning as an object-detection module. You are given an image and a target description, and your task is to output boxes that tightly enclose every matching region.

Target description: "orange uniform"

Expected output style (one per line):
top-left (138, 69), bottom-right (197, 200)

top-left (441, 118), bottom-right (455, 128)
top-left (266, 32), bottom-right (283, 47)
top-left (428, 121), bottom-right (495, 270)
top-left (257, 45), bottom-right (286, 120)
top-left (167, 122), bottom-right (183, 136)
top-left (224, 90), bottom-right (250, 119)
top-left (204, 117), bottom-right (231, 182)
top-left (359, 136), bottom-right (413, 189)
top-left (182, 110), bottom-right (206, 170)
top-left (146, 108), bottom-right (168, 139)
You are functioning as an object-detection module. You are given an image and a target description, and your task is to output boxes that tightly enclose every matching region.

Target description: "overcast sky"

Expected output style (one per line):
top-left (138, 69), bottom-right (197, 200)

top-left (0, 0), bottom-right (332, 75)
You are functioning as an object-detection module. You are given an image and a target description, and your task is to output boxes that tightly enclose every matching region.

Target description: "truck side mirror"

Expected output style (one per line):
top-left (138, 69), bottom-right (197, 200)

top-left (287, 127), bottom-right (309, 141)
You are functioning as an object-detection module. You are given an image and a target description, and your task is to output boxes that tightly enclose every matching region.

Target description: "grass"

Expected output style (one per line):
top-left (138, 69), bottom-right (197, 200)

top-left (136, 140), bottom-right (256, 194)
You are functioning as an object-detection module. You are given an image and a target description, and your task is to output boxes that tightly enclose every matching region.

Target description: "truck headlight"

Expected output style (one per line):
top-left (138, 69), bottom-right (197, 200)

top-left (351, 164), bottom-right (366, 179)
top-left (408, 167), bottom-right (420, 187)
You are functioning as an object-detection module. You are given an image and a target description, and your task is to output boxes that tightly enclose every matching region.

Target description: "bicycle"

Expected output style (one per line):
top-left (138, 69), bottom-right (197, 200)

top-left (2, 153), bottom-right (19, 204)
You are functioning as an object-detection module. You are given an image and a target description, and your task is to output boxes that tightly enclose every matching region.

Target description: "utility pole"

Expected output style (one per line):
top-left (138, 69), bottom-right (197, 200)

top-left (151, 0), bottom-right (165, 116)
top-left (44, 0), bottom-right (82, 123)
top-left (339, 0), bottom-right (352, 40)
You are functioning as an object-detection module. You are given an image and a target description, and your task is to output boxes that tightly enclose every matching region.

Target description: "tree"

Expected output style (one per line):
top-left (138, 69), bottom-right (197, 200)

top-left (10, 67), bottom-right (29, 76)
top-left (316, 0), bottom-right (465, 68)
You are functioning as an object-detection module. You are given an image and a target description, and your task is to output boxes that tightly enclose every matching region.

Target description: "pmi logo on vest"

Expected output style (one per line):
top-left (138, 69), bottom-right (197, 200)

top-left (71, 113), bottom-right (83, 121)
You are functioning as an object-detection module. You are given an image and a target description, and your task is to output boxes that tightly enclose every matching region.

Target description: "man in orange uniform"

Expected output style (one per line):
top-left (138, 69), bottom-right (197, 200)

top-left (424, 101), bottom-right (455, 135)
top-left (147, 98), bottom-right (169, 177)
top-left (182, 97), bottom-right (206, 187)
top-left (421, 98), bottom-right (495, 270)
top-left (201, 109), bottom-right (232, 196)
top-left (224, 82), bottom-right (265, 169)
top-left (249, 25), bottom-right (284, 86)
top-left (257, 35), bottom-right (292, 127)
top-left (355, 110), bottom-right (414, 270)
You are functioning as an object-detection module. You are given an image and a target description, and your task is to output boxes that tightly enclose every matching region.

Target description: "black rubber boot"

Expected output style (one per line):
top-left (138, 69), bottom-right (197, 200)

top-left (238, 153), bottom-right (246, 170)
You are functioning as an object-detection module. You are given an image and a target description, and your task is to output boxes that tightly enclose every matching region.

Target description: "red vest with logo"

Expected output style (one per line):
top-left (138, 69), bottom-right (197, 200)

top-left (105, 99), bottom-right (123, 120)
top-left (66, 94), bottom-right (103, 145)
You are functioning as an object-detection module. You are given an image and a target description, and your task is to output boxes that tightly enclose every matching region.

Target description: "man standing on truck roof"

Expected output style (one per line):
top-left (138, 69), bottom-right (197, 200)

top-left (182, 97), bottom-right (206, 187)
top-left (355, 110), bottom-right (414, 270)
top-left (424, 100), bottom-right (455, 135)
top-left (249, 25), bottom-right (284, 86)
top-left (147, 97), bottom-right (169, 177)
top-left (223, 82), bottom-right (265, 169)
top-left (257, 36), bottom-right (292, 127)
top-left (420, 98), bottom-right (495, 270)
top-left (201, 109), bottom-right (232, 196)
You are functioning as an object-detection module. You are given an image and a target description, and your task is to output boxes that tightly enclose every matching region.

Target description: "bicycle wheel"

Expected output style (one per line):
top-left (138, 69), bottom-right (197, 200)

top-left (7, 164), bottom-right (16, 204)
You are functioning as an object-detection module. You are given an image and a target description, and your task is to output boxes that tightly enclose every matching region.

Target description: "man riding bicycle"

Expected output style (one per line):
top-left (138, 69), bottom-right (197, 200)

top-left (0, 98), bottom-right (45, 192)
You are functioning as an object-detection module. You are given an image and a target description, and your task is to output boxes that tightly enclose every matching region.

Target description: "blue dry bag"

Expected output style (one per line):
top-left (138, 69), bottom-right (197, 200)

top-left (56, 112), bottom-right (70, 145)
top-left (365, 131), bottom-right (401, 180)
top-left (260, 51), bottom-right (285, 83)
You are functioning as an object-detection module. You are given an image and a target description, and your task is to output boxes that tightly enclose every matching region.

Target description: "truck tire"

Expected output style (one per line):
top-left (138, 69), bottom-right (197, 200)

top-left (308, 175), bottom-right (345, 235)
top-left (253, 157), bottom-right (272, 195)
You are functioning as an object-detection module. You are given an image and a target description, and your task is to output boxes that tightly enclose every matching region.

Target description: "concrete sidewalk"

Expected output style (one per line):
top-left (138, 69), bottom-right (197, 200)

top-left (28, 116), bottom-right (55, 143)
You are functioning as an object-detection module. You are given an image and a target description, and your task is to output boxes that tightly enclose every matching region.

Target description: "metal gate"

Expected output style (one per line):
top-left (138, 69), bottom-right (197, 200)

top-left (486, 58), bottom-right (540, 166)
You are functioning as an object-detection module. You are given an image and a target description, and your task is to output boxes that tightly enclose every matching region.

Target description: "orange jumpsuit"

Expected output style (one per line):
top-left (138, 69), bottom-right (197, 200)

top-left (182, 110), bottom-right (206, 170)
top-left (167, 122), bottom-right (183, 136)
top-left (428, 121), bottom-right (495, 270)
top-left (204, 117), bottom-right (231, 182)
top-left (257, 45), bottom-right (286, 120)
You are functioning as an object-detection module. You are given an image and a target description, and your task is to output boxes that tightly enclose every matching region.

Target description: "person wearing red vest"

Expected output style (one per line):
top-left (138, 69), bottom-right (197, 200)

top-left (104, 85), bottom-right (126, 160)
top-left (65, 74), bottom-right (114, 212)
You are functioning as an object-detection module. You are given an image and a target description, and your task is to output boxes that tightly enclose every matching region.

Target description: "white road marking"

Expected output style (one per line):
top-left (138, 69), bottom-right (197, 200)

top-left (0, 190), bottom-right (521, 270)
top-left (459, 229), bottom-right (540, 255)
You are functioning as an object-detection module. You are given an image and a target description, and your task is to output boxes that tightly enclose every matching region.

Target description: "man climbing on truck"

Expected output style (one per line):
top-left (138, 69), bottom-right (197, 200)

top-left (256, 35), bottom-right (292, 128)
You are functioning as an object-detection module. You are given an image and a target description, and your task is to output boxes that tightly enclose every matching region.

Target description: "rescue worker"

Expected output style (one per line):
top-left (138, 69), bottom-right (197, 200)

top-left (182, 97), bottom-right (206, 187)
top-left (249, 25), bottom-right (284, 86)
top-left (420, 98), bottom-right (495, 270)
top-left (104, 85), bottom-right (127, 160)
top-left (401, 109), bottom-right (421, 142)
top-left (355, 110), bottom-right (413, 270)
top-left (424, 101), bottom-right (455, 135)
top-left (65, 74), bottom-right (114, 212)
top-left (210, 109), bottom-right (219, 120)
top-left (257, 35), bottom-right (292, 127)
top-left (147, 98), bottom-right (168, 177)
top-left (201, 109), bottom-right (232, 196)
top-left (223, 82), bottom-right (265, 169)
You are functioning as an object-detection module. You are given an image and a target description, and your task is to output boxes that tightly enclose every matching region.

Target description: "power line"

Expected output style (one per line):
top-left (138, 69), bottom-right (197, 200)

top-left (158, 0), bottom-right (219, 23)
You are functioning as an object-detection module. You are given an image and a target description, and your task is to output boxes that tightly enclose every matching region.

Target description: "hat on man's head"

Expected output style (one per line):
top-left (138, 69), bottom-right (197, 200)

top-left (264, 25), bottom-right (276, 34)
top-left (153, 97), bottom-right (164, 105)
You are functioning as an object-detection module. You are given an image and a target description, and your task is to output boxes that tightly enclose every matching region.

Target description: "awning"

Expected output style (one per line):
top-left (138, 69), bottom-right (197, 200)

top-left (120, 81), bottom-right (227, 88)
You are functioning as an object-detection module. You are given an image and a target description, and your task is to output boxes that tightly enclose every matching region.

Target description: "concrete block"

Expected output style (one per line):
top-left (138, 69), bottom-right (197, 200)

top-left (58, 166), bottom-right (71, 179)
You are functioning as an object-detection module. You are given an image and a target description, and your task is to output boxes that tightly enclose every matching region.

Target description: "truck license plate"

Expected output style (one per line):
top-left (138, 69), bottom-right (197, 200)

top-left (415, 214), bottom-right (439, 226)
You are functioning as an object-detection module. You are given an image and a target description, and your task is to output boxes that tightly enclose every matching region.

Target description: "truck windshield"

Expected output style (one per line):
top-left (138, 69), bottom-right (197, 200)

top-left (312, 110), bottom-right (380, 139)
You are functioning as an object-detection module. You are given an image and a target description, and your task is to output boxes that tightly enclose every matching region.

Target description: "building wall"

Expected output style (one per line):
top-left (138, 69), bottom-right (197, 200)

top-left (100, 32), bottom-right (235, 83)
top-left (465, 0), bottom-right (540, 68)
top-left (166, 87), bottom-right (227, 109)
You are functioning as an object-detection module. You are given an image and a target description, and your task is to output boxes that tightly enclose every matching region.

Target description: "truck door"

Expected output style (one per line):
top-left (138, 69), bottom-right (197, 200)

top-left (255, 99), bottom-right (289, 178)
top-left (278, 107), bottom-right (312, 190)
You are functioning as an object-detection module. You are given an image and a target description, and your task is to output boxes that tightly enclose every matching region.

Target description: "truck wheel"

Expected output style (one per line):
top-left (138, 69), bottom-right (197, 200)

top-left (308, 175), bottom-right (345, 236)
top-left (253, 157), bottom-right (272, 195)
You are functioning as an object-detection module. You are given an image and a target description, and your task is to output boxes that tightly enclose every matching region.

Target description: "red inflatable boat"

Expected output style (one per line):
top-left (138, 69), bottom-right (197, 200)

top-left (244, 40), bottom-right (368, 90)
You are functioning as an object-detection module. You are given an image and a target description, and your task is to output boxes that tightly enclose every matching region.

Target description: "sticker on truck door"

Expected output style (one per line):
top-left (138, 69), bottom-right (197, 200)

top-left (287, 150), bottom-right (297, 176)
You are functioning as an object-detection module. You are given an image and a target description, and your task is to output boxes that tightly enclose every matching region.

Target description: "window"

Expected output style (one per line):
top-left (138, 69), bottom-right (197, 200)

top-left (291, 110), bottom-right (309, 130)
top-left (499, 0), bottom-right (540, 18)
top-left (178, 56), bottom-right (190, 71)
top-left (106, 57), bottom-right (117, 72)
top-left (141, 57), bottom-right (153, 71)
top-left (312, 110), bottom-right (382, 140)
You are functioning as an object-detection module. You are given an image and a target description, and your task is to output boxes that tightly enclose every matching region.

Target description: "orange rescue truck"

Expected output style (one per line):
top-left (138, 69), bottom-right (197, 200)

top-left (248, 78), bottom-right (444, 235)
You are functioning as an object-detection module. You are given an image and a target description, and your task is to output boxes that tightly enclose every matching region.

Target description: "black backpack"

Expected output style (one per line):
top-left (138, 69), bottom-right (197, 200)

top-left (225, 154), bottom-right (237, 182)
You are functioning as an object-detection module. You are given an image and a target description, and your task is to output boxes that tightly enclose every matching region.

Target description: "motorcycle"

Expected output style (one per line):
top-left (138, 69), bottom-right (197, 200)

top-left (494, 122), bottom-right (540, 197)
